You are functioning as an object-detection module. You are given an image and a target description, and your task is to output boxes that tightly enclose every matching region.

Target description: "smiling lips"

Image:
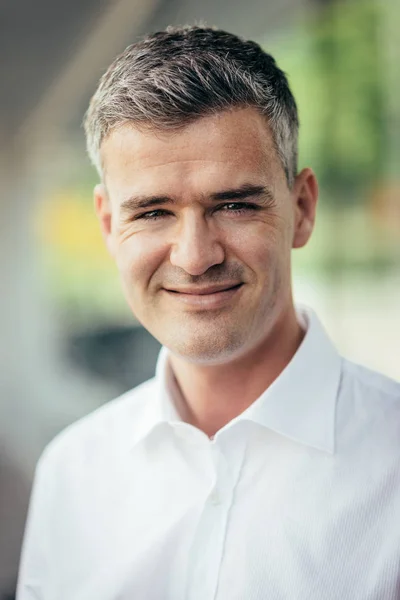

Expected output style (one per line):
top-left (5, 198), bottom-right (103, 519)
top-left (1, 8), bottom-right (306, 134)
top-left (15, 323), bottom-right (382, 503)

top-left (163, 283), bottom-right (243, 309)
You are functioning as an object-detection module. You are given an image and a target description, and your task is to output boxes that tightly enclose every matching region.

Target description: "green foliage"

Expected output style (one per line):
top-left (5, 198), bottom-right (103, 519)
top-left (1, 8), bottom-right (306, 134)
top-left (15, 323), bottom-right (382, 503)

top-left (268, 0), bottom-right (398, 200)
top-left (265, 0), bottom-right (400, 274)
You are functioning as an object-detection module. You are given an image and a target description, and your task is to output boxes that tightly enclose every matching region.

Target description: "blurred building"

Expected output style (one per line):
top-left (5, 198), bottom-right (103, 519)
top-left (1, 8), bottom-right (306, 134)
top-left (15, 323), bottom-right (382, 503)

top-left (0, 0), bottom-right (399, 596)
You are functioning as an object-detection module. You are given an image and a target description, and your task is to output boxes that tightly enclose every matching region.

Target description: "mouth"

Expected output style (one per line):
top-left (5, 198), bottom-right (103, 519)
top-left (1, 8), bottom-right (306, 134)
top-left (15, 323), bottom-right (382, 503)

top-left (162, 283), bottom-right (244, 309)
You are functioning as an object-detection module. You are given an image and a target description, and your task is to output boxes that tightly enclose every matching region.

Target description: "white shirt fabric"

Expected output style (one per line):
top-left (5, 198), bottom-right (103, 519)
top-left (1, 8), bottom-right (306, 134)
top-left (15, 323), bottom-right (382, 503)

top-left (17, 307), bottom-right (400, 600)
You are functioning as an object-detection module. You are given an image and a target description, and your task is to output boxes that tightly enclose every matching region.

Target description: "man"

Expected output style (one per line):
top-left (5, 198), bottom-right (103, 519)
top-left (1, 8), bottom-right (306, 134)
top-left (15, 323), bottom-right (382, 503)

top-left (17, 26), bottom-right (400, 600)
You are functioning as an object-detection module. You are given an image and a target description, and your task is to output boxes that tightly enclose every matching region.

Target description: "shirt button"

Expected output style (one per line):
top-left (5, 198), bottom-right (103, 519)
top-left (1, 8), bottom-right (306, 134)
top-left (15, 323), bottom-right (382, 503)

top-left (209, 489), bottom-right (220, 506)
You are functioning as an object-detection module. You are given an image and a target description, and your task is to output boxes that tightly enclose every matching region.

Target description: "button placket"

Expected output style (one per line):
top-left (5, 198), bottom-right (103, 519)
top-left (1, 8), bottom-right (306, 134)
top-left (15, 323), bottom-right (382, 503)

top-left (208, 440), bottom-right (233, 507)
top-left (184, 439), bottom-right (234, 600)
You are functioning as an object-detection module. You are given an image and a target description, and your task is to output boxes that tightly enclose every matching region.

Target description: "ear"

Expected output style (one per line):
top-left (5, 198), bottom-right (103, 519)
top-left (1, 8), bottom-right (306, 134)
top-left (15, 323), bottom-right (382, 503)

top-left (94, 183), bottom-right (115, 257)
top-left (291, 168), bottom-right (319, 249)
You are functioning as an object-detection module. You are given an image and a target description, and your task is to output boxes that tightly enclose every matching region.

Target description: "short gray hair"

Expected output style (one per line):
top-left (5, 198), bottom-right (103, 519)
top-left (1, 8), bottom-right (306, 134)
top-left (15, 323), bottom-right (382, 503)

top-left (84, 25), bottom-right (299, 187)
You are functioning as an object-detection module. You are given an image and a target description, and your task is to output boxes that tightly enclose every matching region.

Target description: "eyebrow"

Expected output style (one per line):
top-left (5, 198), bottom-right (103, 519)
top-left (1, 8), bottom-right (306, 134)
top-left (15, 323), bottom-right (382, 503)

top-left (210, 184), bottom-right (274, 203)
top-left (119, 184), bottom-right (275, 214)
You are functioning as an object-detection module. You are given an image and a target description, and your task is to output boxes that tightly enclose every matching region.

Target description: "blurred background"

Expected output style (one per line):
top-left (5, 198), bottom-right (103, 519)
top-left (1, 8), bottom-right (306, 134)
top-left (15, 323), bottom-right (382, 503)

top-left (0, 0), bottom-right (399, 596)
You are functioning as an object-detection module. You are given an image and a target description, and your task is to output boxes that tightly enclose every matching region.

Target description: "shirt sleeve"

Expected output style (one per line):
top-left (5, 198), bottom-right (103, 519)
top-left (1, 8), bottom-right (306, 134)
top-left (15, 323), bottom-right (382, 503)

top-left (16, 450), bottom-right (54, 600)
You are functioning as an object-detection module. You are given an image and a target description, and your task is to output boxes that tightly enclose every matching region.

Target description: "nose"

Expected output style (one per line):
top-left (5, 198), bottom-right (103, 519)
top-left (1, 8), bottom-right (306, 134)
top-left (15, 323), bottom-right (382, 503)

top-left (169, 211), bottom-right (225, 276)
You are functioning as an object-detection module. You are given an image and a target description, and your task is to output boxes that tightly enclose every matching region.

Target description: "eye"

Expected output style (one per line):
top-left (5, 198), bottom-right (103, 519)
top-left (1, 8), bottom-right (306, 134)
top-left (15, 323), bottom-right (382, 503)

top-left (135, 209), bottom-right (171, 221)
top-left (217, 202), bottom-right (259, 214)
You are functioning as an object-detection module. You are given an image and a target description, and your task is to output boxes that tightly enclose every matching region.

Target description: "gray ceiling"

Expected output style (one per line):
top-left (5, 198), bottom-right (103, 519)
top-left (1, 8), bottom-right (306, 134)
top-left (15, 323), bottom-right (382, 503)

top-left (0, 0), bottom-right (112, 135)
top-left (1, 0), bottom-right (308, 139)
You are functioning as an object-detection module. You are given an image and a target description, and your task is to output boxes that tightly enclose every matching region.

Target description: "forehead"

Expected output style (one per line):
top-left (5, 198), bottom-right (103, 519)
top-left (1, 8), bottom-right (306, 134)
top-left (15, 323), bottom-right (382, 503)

top-left (101, 108), bottom-right (282, 199)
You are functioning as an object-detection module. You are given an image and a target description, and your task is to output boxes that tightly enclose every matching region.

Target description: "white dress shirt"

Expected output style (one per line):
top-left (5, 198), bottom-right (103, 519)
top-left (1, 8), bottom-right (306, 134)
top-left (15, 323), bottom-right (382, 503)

top-left (17, 308), bottom-right (400, 600)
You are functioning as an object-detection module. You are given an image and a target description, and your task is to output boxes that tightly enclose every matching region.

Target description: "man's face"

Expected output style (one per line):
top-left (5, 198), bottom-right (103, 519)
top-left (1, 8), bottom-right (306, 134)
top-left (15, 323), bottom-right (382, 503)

top-left (96, 108), bottom-right (316, 364)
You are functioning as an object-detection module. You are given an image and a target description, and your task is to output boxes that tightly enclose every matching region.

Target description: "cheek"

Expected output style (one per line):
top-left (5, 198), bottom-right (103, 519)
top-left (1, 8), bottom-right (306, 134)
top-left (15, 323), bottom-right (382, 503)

top-left (114, 233), bottom-right (167, 286)
top-left (233, 225), bottom-right (292, 295)
top-left (233, 225), bottom-right (282, 268)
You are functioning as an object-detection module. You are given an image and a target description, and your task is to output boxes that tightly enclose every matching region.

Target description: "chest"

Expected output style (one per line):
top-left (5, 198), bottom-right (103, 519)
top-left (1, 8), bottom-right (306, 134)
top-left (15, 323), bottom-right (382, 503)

top-left (46, 434), bottom-right (400, 600)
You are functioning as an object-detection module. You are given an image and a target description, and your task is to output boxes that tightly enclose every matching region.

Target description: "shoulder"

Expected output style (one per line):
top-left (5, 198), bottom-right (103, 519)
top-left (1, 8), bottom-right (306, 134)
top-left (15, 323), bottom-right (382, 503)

top-left (338, 359), bottom-right (400, 446)
top-left (38, 377), bottom-right (158, 472)
top-left (341, 359), bottom-right (400, 402)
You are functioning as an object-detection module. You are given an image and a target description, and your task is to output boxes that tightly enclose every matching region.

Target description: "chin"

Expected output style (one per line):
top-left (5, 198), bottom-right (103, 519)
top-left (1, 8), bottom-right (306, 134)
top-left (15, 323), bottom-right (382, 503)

top-left (164, 327), bottom-right (248, 365)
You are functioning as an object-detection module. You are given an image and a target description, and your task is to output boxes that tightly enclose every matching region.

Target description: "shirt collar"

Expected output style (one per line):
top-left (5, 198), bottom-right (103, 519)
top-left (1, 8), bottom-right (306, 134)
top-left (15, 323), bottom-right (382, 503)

top-left (239, 306), bottom-right (341, 454)
top-left (128, 345), bottom-right (181, 449)
top-left (132, 306), bottom-right (342, 455)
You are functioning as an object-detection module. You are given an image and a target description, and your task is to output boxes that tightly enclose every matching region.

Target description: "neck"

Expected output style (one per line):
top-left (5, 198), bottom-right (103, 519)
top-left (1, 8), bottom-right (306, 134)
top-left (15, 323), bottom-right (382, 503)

top-left (168, 303), bottom-right (304, 438)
